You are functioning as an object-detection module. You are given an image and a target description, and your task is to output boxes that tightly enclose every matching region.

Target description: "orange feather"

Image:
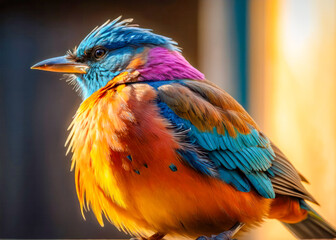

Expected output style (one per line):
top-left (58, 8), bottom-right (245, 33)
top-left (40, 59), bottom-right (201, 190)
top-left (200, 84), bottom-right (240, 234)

top-left (66, 76), bottom-right (271, 238)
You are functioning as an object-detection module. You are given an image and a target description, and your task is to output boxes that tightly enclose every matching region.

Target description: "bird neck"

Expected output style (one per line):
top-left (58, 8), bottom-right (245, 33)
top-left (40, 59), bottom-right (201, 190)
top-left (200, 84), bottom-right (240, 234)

top-left (76, 47), bottom-right (204, 100)
top-left (136, 47), bottom-right (205, 81)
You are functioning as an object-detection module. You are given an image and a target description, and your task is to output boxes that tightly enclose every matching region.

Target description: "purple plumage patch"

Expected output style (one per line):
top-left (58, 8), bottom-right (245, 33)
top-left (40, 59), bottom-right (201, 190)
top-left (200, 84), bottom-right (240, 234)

top-left (138, 47), bottom-right (205, 81)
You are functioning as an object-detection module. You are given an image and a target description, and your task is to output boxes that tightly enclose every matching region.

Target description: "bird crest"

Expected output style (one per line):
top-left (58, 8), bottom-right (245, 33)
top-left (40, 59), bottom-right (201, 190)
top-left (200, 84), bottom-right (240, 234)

top-left (73, 16), bottom-right (178, 59)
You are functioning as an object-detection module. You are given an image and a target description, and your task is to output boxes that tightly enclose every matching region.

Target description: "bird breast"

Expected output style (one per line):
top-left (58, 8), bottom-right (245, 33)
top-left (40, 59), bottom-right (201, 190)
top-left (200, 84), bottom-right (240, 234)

top-left (65, 77), bottom-right (270, 237)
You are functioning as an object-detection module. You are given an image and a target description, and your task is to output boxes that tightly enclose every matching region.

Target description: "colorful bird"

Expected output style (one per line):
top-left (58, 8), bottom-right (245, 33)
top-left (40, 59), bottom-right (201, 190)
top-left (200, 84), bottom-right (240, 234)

top-left (31, 17), bottom-right (336, 240)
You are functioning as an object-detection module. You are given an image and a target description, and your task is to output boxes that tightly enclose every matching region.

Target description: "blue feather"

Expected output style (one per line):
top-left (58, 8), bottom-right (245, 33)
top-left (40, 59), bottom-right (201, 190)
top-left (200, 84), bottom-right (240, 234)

top-left (176, 149), bottom-right (214, 176)
top-left (150, 80), bottom-right (276, 198)
top-left (218, 151), bottom-right (237, 169)
top-left (77, 17), bottom-right (178, 58)
top-left (218, 169), bottom-right (250, 192)
top-left (246, 172), bottom-right (275, 198)
top-left (209, 151), bottom-right (234, 170)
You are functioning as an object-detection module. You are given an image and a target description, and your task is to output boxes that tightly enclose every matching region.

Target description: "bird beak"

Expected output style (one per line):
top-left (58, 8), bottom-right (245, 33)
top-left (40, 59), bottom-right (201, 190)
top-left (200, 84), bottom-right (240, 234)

top-left (31, 56), bottom-right (89, 74)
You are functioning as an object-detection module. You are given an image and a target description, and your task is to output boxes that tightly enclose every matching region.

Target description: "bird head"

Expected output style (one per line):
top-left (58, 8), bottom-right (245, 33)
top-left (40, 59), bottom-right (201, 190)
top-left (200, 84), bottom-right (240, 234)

top-left (31, 17), bottom-right (204, 99)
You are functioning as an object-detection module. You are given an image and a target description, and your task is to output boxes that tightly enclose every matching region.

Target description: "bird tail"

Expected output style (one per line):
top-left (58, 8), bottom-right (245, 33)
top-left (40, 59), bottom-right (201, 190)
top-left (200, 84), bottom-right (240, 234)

top-left (282, 200), bottom-right (336, 239)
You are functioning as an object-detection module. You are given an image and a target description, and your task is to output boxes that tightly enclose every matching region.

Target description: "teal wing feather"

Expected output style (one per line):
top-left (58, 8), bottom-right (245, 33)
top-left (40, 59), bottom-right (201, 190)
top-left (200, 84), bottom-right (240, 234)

top-left (147, 79), bottom-right (317, 203)
top-left (149, 80), bottom-right (276, 198)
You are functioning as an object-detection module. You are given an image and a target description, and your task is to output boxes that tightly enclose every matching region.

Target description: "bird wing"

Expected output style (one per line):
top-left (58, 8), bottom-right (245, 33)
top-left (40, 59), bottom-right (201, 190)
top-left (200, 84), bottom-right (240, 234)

top-left (150, 79), bottom-right (316, 202)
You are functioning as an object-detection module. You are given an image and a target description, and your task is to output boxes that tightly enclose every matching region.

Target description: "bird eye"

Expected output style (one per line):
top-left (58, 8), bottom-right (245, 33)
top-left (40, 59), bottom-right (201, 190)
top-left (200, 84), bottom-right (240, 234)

top-left (93, 48), bottom-right (106, 59)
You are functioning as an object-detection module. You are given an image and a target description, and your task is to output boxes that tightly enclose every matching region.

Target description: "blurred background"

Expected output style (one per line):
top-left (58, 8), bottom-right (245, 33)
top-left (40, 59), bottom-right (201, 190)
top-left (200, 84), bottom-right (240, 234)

top-left (0, 0), bottom-right (335, 239)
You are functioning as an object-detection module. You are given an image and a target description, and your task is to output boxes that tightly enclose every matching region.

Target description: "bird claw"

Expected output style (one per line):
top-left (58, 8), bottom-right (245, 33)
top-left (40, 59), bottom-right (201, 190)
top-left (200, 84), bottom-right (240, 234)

top-left (196, 236), bottom-right (209, 240)
top-left (131, 232), bottom-right (165, 240)
top-left (196, 234), bottom-right (236, 240)
top-left (195, 222), bottom-right (244, 240)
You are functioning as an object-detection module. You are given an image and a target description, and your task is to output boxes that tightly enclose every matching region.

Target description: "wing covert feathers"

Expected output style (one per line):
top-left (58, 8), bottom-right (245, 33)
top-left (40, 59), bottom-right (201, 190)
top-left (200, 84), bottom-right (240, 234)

top-left (156, 80), bottom-right (315, 203)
